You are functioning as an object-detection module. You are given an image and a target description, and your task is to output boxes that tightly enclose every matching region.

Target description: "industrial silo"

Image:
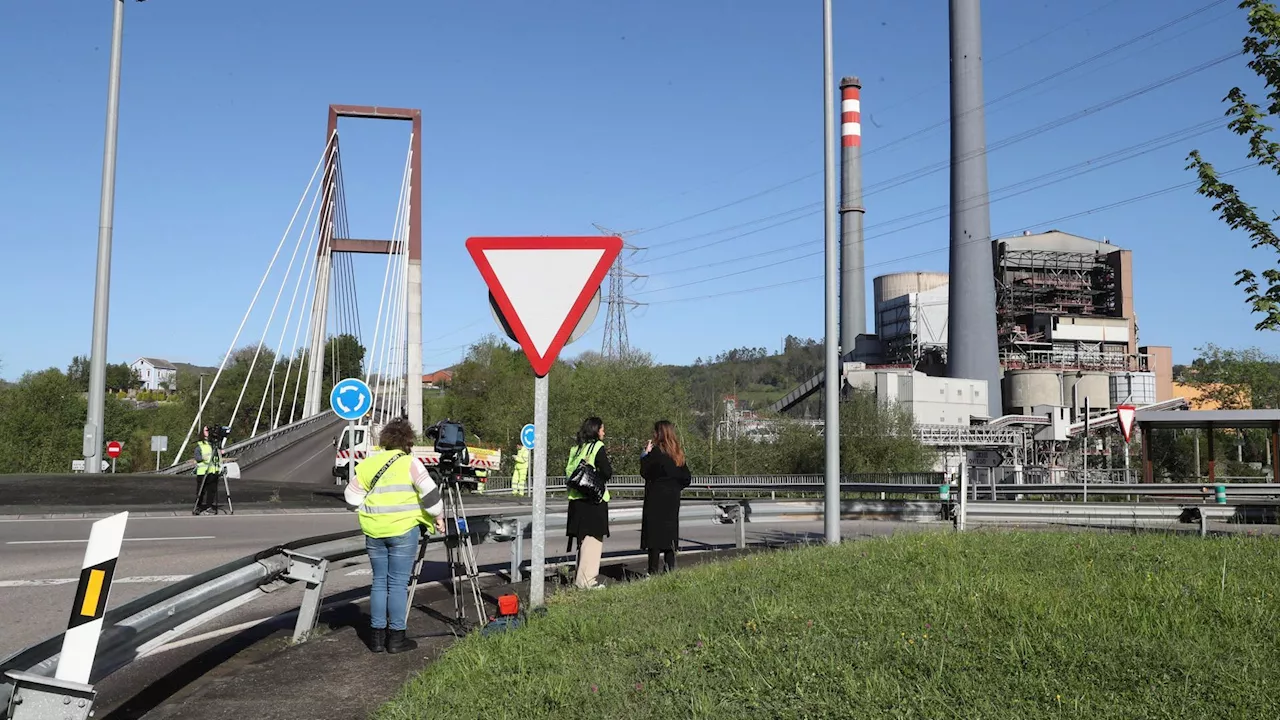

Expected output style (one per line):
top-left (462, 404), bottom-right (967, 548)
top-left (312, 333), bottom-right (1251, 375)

top-left (873, 271), bottom-right (949, 310)
top-left (1109, 371), bottom-right (1156, 406)
top-left (1064, 371), bottom-right (1112, 411)
top-left (1004, 369), bottom-right (1062, 413)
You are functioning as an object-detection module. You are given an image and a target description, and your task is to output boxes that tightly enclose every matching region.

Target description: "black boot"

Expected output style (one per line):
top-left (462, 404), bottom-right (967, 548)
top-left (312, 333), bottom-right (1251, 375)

top-left (385, 629), bottom-right (417, 654)
top-left (368, 627), bottom-right (386, 653)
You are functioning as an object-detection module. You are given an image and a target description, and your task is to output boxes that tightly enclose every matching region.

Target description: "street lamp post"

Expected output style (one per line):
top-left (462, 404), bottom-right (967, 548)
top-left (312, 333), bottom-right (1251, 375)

top-left (83, 0), bottom-right (127, 475)
top-left (198, 373), bottom-right (208, 431)
top-left (821, 0), bottom-right (841, 545)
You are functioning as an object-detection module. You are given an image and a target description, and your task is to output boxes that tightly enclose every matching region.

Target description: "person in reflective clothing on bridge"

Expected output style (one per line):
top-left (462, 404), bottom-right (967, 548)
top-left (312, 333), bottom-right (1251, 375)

top-left (345, 418), bottom-right (446, 654)
top-left (192, 426), bottom-right (221, 515)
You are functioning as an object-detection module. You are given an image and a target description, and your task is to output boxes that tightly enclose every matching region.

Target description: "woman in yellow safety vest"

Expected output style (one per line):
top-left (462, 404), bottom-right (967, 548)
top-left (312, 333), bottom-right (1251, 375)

top-left (565, 416), bottom-right (611, 589)
top-left (344, 418), bottom-right (445, 654)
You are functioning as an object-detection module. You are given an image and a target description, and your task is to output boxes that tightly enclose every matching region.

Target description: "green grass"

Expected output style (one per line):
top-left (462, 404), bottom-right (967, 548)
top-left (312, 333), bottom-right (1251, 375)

top-left (376, 531), bottom-right (1280, 719)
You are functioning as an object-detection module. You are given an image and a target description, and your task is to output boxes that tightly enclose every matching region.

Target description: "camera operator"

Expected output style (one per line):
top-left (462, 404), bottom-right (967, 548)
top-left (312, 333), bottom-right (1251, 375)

top-left (344, 418), bottom-right (446, 654)
top-left (192, 425), bottom-right (222, 515)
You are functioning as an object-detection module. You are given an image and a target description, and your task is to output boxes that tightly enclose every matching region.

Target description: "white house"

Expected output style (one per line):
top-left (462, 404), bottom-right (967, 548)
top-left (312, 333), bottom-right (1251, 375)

top-left (131, 357), bottom-right (177, 392)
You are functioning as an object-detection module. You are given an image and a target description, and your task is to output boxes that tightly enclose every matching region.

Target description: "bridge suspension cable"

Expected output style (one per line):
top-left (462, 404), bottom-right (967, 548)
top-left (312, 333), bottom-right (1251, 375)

top-left (169, 131), bottom-right (339, 466)
top-left (365, 133), bottom-right (414, 425)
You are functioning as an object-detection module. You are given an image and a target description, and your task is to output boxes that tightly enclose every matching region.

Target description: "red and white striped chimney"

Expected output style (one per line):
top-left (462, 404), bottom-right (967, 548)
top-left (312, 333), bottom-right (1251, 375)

top-left (841, 81), bottom-right (861, 148)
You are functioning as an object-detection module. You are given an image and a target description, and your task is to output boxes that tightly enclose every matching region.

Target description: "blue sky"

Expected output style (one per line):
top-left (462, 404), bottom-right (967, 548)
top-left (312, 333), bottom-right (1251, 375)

top-left (2, 0), bottom-right (1278, 380)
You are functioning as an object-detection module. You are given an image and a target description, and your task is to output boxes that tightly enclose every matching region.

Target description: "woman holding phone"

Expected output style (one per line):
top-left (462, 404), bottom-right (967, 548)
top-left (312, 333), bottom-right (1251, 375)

top-left (639, 420), bottom-right (692, 575)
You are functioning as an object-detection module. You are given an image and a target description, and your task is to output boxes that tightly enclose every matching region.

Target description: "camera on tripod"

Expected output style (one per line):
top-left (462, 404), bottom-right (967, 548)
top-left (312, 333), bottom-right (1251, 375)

top-left (207, 424), bottom-right (230, 446)
top-left (425, 419), bottom-right (477, 490)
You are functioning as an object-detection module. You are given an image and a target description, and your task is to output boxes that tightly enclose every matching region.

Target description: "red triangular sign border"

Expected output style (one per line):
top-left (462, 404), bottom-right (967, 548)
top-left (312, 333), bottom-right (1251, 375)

top-left (466, 236), bottom-right (622, 377)
top-left (1116, 404), bottom-right (1136, 443)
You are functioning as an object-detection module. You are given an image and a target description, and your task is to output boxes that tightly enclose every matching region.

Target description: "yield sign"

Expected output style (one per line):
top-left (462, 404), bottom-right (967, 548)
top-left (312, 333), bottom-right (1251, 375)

top-left (1116, 404), bottom-right (1136, 443)
top-left (466, 236), bottom-right (622, 376)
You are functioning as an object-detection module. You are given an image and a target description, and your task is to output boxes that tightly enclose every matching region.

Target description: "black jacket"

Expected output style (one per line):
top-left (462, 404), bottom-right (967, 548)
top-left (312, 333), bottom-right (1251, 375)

top-left (567, 443), bottom-right (612, 541)
top-left (639, 448), bottom-right (691, 550)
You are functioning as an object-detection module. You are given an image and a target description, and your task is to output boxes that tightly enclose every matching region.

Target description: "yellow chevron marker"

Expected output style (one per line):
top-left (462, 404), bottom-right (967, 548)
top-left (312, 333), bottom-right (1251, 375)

top-left (80, 569), bottom-right (106, 617)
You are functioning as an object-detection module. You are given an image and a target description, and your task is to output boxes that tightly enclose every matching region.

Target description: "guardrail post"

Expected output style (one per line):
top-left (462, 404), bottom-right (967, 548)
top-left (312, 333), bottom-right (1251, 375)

top-left (1199, 509), bottom-right (1209, 538)
top-left (283, 550), bottom-right (329, 644)
top-left (509, 520), bottom-right (525, 583)
top-left (3, 671), bottom-right (95, 720)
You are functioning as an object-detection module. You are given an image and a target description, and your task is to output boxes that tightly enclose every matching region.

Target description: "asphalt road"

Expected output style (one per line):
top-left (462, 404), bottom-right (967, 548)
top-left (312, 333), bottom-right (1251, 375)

top-left (0, 503), bottom-right (536, 659)
top-left (238, 422), bottom-right (345, 485)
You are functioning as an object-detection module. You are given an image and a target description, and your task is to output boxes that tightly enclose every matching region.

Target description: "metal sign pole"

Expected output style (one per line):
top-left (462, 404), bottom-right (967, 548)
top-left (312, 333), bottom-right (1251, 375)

top-left (530, 373), bottom-right (549, 608)
top-left (1083, 397), bottom-right (1090, 502)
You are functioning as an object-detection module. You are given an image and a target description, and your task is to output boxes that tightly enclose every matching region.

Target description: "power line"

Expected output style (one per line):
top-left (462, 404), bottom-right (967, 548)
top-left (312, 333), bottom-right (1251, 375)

top-left (634, 116), bottom-right (1225, 290)
top-left (630, 0), bottom-right (1234, 241)
top-left (644, 163), bottom-right (1257, 306)
top-left (635, 50), bottom-right (1238, 266)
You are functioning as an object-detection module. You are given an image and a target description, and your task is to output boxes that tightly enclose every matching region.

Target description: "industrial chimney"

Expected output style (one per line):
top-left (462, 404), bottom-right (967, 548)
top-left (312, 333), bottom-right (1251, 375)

top-left (838, 76), bottom-right (866, 354)
top-left (947, 0), bottom-right (1004, 417)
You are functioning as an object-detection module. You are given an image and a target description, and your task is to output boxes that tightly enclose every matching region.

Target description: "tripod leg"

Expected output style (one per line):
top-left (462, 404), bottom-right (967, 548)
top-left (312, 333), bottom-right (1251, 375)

top-left (452, 490), bottom-right (485, 625)
top-left (223, 473), bottom-right (234, 515)
top-left (403, 529), bottom-right (430, 628)
top-left (193, 475), bottom-right (210, 515)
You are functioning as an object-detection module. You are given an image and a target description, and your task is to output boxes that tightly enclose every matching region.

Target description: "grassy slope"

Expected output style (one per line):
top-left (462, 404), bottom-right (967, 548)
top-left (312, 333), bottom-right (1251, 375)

top-left (377, 531), bottom-right (1280, 720)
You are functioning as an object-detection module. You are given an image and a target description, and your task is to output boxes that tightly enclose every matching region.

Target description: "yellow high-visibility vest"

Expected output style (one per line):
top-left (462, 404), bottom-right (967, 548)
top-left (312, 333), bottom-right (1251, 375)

top-left (354, 450), bottom-right (431, 538)
top-left (195, 441), bottom-right (221, 475)
top-left (565, 441), bottom-right (610, 503)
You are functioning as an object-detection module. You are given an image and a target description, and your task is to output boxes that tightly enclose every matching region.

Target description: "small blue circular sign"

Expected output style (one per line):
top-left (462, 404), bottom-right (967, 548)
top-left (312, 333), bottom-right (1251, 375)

top-left (329, 378), bottom-right (373, 421)
top-left (520, 423), bottom-right (536, 450)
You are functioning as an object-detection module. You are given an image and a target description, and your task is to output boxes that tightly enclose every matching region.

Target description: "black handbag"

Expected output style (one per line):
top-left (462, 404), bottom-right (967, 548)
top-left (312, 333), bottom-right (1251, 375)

top-left (566, 442), bottom-right (606, 503)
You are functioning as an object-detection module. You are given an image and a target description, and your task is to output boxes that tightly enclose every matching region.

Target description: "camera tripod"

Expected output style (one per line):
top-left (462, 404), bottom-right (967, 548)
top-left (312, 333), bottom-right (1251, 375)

top-left (192, 468), bottom-right (234, 515)
top-left (405, 479), bottom-right (483, 629)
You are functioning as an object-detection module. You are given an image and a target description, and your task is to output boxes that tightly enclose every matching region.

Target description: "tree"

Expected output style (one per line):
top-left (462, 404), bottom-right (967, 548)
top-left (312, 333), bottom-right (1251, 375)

top-left (1187, 0), bottom-right (1280, 330)
top-left (1186, 343), bottom-right (1280, 408)
top-left (105, 362), bottom-right (141, 391)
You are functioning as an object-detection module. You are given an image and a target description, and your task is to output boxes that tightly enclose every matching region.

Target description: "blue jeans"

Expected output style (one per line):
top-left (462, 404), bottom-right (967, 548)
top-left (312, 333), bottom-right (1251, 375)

top-left (366, 525), bottom-right (420, 631)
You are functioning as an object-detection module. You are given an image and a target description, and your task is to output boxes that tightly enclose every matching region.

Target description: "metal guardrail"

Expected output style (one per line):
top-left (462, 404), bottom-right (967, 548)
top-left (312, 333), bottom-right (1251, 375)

top-left (480, 472), bottom-right (947, 495)
top-left (962, 501), bottom-right (1239, 535)
top-left (156, 411), bottom-right (343, 475)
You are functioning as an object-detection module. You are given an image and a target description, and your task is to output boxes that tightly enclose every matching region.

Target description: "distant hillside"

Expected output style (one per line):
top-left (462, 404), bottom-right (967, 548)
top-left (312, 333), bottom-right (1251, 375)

top-left (665, 335), bottom-right (824, 419)
top-left (174, 362), bottom-right (218, 376)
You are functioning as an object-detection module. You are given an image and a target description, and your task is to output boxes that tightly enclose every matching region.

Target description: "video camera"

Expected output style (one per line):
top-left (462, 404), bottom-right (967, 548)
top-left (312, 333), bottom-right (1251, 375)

top-left (207, 424), bottom-right (231, 445)
top-left (424, 419), bottom-right (476, 489)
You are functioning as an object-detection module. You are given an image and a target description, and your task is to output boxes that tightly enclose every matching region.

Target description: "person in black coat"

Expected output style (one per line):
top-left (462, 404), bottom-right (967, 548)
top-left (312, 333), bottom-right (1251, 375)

top-left (640, 420), bottom-right (692, 575)
top-left (566, 416), bottom-right (611, 589)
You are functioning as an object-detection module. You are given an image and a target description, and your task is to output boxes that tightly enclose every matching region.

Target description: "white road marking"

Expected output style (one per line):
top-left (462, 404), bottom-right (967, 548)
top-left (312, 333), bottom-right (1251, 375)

top-left (345, 568), bottom-right (372, 576)
top-left (6, 536), bottom-right (214, 545)
top-left (0, 574), bottom-right (190, 588)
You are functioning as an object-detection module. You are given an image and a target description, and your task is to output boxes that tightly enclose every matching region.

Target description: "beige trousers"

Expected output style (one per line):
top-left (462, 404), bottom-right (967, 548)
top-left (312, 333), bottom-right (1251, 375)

top-left (574, 536), bottom-right (604, 587)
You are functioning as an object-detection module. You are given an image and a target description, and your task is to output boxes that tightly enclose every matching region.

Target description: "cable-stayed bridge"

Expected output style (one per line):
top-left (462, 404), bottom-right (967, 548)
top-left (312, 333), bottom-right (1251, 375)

top-left (160, 106), bottom-right (425, 480)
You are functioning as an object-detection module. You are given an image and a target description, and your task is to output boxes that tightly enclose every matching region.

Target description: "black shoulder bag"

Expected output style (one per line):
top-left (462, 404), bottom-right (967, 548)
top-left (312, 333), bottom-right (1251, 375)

top-left (566, 441), bottom-right (606, 503)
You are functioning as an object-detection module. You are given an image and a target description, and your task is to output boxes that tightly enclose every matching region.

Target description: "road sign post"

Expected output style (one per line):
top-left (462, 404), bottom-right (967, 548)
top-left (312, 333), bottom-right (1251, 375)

top-left (105, 441), bottom-right (122, 474)
top-left (466, 235), bottom-right (621, 607)
top-left (150, 435), bottom-right (168, 471)
top-left (330, 378), bottom-right (372, 475)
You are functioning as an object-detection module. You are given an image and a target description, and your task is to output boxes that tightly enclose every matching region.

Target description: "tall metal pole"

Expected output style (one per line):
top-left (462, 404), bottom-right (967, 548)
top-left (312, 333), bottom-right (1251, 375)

top-left (822, 0), bottom-right (841, 545)
top-left (947, 0), bottom-right (1004, 418)
top-left (83, 0), bottom-right (126, 475)
top-left (529, 374), bottom-right (549, 607)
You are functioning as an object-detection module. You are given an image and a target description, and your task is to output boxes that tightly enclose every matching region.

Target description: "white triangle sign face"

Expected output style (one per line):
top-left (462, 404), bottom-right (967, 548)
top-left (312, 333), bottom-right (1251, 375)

top-left (467, 237), bottom-right (622, 376)
top-left (1116, 404), bottom-right (1136, 443)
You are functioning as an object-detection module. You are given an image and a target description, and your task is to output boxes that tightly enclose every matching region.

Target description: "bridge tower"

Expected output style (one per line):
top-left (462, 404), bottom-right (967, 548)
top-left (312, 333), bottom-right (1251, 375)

top-left (301, 105), bottom-right (424, 436)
